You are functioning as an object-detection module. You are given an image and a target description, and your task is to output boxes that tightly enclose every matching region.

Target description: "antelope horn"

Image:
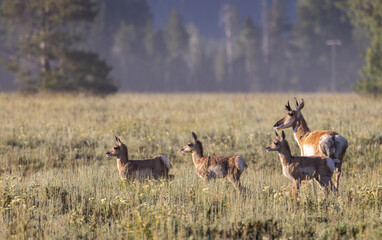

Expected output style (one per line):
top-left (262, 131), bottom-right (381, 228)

top-left (294, 97), bottom-right (299, 109)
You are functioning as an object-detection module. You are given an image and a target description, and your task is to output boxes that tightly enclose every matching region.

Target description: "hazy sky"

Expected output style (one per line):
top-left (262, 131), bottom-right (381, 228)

top-left (147, 0), bottom-right (297, 39)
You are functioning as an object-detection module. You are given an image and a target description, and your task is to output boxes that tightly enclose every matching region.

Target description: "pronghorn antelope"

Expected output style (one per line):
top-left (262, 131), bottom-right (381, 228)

top-left (273, 98), bottom-right (348, 191)
top-left (106, 136), bottom-right (172, 179)
top-left (181, 132), bottom-right (248, 190)
top-left (266, 131), bottom-right (339, 201)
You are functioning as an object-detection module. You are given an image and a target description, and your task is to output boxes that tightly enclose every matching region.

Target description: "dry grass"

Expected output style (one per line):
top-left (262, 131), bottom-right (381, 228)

top-left (0, 93), bottom-right (381, 239)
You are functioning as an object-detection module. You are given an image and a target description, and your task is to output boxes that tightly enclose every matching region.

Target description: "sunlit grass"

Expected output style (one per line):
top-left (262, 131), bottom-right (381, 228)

top-left (0, 93), bottom-right (381, 238)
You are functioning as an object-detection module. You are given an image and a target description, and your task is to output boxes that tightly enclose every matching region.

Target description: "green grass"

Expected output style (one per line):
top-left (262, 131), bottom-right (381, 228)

top-left (0, 93), bottom-right (381, 239)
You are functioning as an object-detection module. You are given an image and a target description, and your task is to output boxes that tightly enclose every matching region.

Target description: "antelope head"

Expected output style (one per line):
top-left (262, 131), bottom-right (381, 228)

top-left (181, 132), bottom-right (199, 153)
top-left (273, 97), bottom-right (305, 130)
top-left (266, 131), bottom-right (286, 152)
top-left (106, 136), bottom-right (127, 158)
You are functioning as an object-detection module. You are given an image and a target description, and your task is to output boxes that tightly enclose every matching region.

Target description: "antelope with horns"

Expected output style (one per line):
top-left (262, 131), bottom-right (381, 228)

top-left (106, 136), bottom-right (173, 180)
top-left (273, 98), bottom-right (348, 191)
top-left (181, 132), bottom-right (248, 190)
top-left (266, 131), bottom-right (339, 201)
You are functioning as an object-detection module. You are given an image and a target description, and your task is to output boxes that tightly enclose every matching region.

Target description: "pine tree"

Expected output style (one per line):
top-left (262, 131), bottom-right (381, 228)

top-left (237, 17), bottom-right (262, 91)
top-left (0, 0), bottom-right (117, 94)
top-left (163, 9), bottom-right (189, 91)
top-left (267, 0), bottom-right (291, 91)
top-left (292, 0), bottom-right (358, 91)
top-left (343, 0), bottom-right (382, 96)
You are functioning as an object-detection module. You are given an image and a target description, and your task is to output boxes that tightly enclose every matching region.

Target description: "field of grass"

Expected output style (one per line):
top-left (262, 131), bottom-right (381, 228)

top-left (0, 93), bottom-right (381, 239)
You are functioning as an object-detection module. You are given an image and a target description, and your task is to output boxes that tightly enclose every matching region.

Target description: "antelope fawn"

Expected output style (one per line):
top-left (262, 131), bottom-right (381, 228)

top-left (181, 132), bottom-right (248, 190)
top-left (106, 136), bottom-right (173, 180)
top-left (273, 98), bottom-right (348, 191)
top-left (266, 131), bottom-right (339, 201)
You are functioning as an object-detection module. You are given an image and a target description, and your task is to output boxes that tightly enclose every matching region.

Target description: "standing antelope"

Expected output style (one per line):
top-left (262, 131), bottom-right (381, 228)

top-left (273, 98), bottom-right (348, 191)
top-left (266, 131), bottom-right (339, 201)
top-left (106, 136), bottom-right (173, 180)
top-left (181, 132), bottom-right (248, 190)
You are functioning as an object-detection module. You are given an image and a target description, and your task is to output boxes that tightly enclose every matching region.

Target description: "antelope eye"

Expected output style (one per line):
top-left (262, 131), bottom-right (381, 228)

top-left (275, 142), bottom-right (279, 145)
top-left (114, 146), bottom-right (120, 150)
top-left (187, 143), bottom-right (192, 147)
top-left (288, 112), bottom-right (294, 116)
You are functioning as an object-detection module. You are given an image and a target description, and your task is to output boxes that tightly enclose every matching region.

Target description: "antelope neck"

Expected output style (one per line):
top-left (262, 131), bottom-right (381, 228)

top-left (293, 115), bottom-right (311, 146)
top-left (191, 147), bottom-right (203, 165)
top-left (278, 149), bottom-right (292, 166)
top-left (117, 147), bottom-right (129, 165)
top-left (278, 140), bottom-right (293, 166)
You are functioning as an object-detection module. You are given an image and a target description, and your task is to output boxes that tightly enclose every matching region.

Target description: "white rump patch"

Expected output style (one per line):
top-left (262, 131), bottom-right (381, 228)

top-left (235, 156), bottom-right (248, 172)
top-left (326, 157), bottom-right (336, 173)
top-left (334, 135), bottom-right (349, 160)
top-left (160, 156), bottom-right (172, 169)
top-left (302, 144), bottom-right (315, 156)
top-left (319, 134), bottom-right (336, 157)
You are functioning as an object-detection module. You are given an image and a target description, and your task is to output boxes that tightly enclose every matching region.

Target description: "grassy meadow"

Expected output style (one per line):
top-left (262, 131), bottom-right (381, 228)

top-left (0, 93), bottom-right (381, 239)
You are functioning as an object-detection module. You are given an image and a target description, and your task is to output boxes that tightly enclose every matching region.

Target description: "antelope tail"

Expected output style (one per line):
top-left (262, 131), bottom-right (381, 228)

top-left (235, 156), bottom-right (248, 172)
top-left (160, 156), bottom-right (172, 170)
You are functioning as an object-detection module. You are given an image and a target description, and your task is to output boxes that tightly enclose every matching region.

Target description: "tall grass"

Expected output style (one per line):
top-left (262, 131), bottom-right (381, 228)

top-left (0, 93), bottom-right (381, 239)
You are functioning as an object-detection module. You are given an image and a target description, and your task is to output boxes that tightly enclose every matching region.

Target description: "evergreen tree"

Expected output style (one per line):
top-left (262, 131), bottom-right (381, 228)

top-left (292, 0), bottom-right (358, 91)
top-left (266, 0), bottom-right (291, 91)
top-left (163, 9), bottom-right (189, 91)
top-left (87, 0), bottom-right (152, 61)
top-left (112, 21), bottom-right (152, 91)
top-left (214, 49), bottom-right (227, 90)
top-left (343, 0), bottom-right (382, 95)
top-left (0, 0), bottom-right (117, 94)
top-left (237, 17), bottom-right (262, 91)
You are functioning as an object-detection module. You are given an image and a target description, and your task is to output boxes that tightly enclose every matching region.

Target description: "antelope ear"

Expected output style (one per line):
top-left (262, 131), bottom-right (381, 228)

top-left (281, 131), bottom-right (286, 139)
top-left (115, 136), bottom-right (121, 143)
top-left (192, 132), bottom-right (198, 141)
top-left (298, 98), bottom-right (305, 110)
top-left (294, 97), bottom-right (305, 111)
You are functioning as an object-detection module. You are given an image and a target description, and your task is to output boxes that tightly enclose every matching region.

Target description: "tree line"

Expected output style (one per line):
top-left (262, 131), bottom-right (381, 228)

top-left (0, 0), bottom-right (381, 95)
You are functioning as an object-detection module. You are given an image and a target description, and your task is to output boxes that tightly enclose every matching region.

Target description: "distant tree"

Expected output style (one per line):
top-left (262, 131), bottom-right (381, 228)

top-left (0, 20), bottom-right (14, 91)
top-left (87, 0), bottom-right (152, 60)
top-left (163, 9), bottom-right (189, 91)
top-left (112, 21), bottom-right (152, 91)
top-left (266, 0), bottom-right (291, 91)
top-left (237, 17), bottom-right (262, 91)
top-left (164, 10), bottom-right (189, 59)
top-left (184, 24), bottom-right (215, 91)
top-left (342, 0), bottom-right (382, 96)
top-left (214, 49), bottom-right (227, 89)
top-left (292, 0), bottom-right (358, 91)
top-left (0, 0), bottom-right (117, 94)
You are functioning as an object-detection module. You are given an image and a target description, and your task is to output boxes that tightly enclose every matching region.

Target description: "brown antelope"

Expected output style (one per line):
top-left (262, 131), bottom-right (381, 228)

top-left (106, 136), bottom-right (172, 180)
top-left (266, 131), bottom-right (339, 201)
top-left (181, 132), bottom-right (248, 190)
top-left (273, 98), bottom-right (348, 191)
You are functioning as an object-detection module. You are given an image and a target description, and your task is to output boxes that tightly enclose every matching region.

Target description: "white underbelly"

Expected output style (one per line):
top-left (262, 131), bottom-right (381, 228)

top-left (282, 166), bottom-right (294, 180)
top-left (208, 166), bottom-right (227, 178)
top-left (302, 144), bottom-right (315, 156)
